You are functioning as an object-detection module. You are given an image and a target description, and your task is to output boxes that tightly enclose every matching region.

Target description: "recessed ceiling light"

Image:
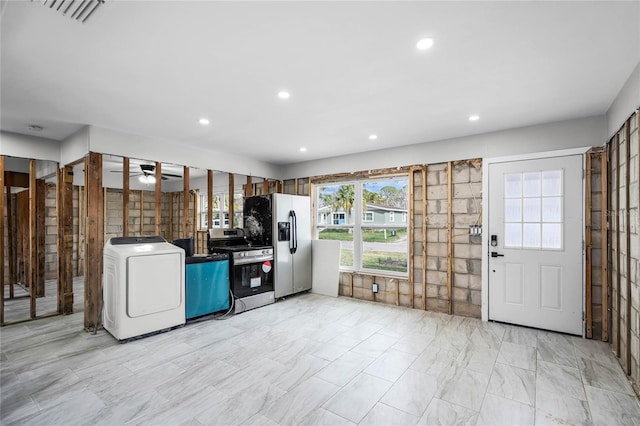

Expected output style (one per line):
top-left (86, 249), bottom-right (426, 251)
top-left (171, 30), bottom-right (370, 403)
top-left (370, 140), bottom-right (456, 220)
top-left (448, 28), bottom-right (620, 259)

top-left (28, 124), bottom-right (43, 131)
top-left (299, 147), bottom-right (307, 152)
top-left (199, 118), bottom-right (210, 125)
top-left (469, 115), bottom-right (480, 121)
top-left (369, 134), bottom-right (378, 140)
top-left (278, 91), bottom-right (290, 99)
top-left (416, 38), bottom-right (434, 50)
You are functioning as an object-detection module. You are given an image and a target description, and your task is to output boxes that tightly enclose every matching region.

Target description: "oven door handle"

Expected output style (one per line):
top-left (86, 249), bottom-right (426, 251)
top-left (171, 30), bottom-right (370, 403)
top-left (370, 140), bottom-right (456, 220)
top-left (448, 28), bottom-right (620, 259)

top-left (233, 255), bottom-right (274, 265)
top-left (289, 210), bottom-right (297, 254)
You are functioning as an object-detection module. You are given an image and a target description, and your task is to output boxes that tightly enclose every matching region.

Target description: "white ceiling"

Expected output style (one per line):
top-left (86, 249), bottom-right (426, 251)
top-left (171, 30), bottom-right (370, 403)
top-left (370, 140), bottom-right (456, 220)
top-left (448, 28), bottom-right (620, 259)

top-left (1, 1), bottom-right (639, 166)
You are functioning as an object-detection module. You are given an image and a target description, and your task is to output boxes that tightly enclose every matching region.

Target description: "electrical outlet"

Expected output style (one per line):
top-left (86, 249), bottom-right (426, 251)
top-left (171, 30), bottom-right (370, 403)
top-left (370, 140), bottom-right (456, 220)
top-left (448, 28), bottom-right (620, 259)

top-left (372, 283), bottom-right (379, 293)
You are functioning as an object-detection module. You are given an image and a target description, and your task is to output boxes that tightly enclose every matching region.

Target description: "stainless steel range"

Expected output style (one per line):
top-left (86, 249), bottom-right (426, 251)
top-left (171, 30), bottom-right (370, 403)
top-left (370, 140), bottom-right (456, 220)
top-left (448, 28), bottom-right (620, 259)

top-left (207, 228), bottom-right (275, 313)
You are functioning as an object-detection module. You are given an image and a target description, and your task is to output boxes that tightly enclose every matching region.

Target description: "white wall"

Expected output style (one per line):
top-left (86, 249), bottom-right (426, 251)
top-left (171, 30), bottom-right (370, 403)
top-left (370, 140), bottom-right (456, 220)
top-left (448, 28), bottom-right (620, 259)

top-left (606, 61), bottom-right (640, 138)
top-left (0, 131), bottom-right (60, 162)
top-left (60, 126), bottom-right (89, 166)
top-left (279, 115), bottom-right (606, 179)
top-left (88, 126), bottom-right (280, 180)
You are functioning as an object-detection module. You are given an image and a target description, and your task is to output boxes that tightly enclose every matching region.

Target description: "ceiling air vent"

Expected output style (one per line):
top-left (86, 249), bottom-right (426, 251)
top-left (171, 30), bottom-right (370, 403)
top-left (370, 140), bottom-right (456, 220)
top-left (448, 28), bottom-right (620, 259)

top-left (33, 0), bottom-right (106, 23)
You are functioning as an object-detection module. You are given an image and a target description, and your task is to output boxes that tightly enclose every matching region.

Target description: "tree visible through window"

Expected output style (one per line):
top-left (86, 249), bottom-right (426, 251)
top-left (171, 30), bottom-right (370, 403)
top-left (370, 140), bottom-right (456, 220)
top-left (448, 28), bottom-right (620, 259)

top-left (316, 177), bottom-right (408, 275)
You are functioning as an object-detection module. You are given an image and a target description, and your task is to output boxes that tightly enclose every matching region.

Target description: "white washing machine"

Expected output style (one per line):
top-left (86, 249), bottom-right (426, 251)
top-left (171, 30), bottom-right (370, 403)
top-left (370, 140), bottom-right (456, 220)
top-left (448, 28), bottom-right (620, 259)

top-left (103, 236), bottom-right (185, 341)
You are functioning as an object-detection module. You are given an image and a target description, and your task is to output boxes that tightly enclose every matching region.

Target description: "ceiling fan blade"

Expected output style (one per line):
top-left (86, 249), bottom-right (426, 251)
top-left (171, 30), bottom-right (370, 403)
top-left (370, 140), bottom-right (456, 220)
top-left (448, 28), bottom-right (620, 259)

top-left (160, 172), bottom-right (182, 178)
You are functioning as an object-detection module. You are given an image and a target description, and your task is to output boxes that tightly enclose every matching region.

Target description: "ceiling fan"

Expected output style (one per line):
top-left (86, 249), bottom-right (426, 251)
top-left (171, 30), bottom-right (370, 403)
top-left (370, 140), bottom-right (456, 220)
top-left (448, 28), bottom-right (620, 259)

top-left (111, 164), bottom-right (182, 183)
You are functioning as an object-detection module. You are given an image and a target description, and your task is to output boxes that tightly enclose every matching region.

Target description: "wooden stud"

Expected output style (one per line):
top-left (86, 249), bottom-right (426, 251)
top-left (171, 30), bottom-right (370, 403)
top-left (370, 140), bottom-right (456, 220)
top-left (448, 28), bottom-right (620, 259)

top-left (6, 172), bottom-right (15, 298)
top-left (396, 278), bottom-right (400, 306)
top-left (601, 150), bottom-right (609, 341)
top-left (183, 166), bottom-right (190, 237)
top-left (447, 161), bottom-right (453, 315)
top-left (0, 155), bottom-right (4, 324)
top-left (84, 152), bottom-right (103, 331)
top-left (615, 133), bottom-right (621, 357)
top-left (168, 193), bottom-right (174, 241)
top-left (228, 173), bottom-right (234, 229)
top-left (422, 165), bottom-right (427, 311)
top-left (263, 179), bottom-right (269, 194)
top-left (77, 185), bottom-right (83, 275)
top-left (193, 191), bottom-right (198, 236)
top-left (29, 159), bottom-right (37, 318)
top-left (122, 157), bottom-right (130, 236)
top-left (139, 190), bottom-right (144, 235)
top-left (155, 162), bottom-right (162, 236)
top-left (585, 153), bottom-right (593, 338)
top-left (3, 171), bottom-right (28, 188)
top-left (408, 167), bottom-right (417, 308)
top-left (103, 187), bottom-right (107, 243)
top-left (58, 165), bottom-right (74, 314)
top-left (350, 274), bottom-right (354, 297)
top-left (207, 170), bottom-right (213, 230)
top-left (246, 175), bottom-right (253, 197)
top-left (36, 178), bottom-right (46, 298)
top-left (624, 119), bottom-right (631, 375)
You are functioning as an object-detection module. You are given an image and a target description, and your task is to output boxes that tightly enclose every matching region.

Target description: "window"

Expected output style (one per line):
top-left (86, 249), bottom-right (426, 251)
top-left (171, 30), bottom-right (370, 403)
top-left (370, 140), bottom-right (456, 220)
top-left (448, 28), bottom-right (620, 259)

top-left (504, 170), bottom-right (563, 249)
top-left (316, 178), bottom-right (408, 275)
top-left (332, 212), bottom-right (346, 225)
top-left (402, 213), bottom-right (407, 223)
top-left (199, 193), bottom-right (239, 229)
top-left (389, 212), bottom-right (395, 222)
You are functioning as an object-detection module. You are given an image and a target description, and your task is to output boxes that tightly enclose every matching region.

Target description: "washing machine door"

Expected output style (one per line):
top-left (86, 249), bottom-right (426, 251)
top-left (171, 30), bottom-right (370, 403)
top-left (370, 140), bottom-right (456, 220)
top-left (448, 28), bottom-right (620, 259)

top-left (127, 253), bottom-right (183, 317)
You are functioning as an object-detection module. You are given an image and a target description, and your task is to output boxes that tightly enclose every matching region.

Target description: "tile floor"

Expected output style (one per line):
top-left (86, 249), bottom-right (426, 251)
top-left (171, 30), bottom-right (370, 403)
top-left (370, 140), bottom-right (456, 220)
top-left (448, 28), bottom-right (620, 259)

top-left (1, 289), bottom-right (639, 425)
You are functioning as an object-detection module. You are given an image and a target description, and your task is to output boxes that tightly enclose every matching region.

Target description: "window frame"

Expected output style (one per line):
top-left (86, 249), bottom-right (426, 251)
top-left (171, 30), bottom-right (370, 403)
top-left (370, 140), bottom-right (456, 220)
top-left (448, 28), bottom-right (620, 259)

top-left (315, 176), bottom-right (409, 277)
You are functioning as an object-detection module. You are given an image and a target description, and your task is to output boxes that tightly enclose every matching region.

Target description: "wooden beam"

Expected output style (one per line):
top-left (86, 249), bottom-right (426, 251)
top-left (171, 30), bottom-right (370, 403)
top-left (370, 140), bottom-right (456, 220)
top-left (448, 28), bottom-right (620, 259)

top-left (77, 186), bottom-right (83, 275)
top-left (6, 172), bottom-right (15, 298)
top-left (447, 161), bottom-right (453, 315)
top-left (624, 120), bottom-right (631, 375)
top-left (246, 175), bottom-right (253, 197)
top-left (615, 133), bottom-right (621, 357)
top-left (36, 179), bottom-right (46, 298)
top-left (207, 170), bottom-right (213, 230)
top-left (168, 193), bottom-right (174, 241)
top-left (122, 157), bottom-right (130, 236)
top-left (422, 165), bottom-right (427, 311)
top-left (228, 173), bottom-right (234, 229)
top-left (0, 155), bottom-right (4, 324)
top-left (84, 152), bottom-right (103, 331)
top-left (139, 190), bottom-right (144, 235)
top-left (183, 167), bottom-right (190, 237)
top-left (263, 179), bottom-right (269, 194)
top-left (408, 167), bottom-right (417, 308)
top-left (3, 171), bottom-right (28, 188)
top-left (103, 187), bottom-right (107, 244)
top-left (58, 165), bottom-right (74, 314)
top-left (601, 150), bottom-right (609, 341)
top-left (155, 162), bottom-right (162, 236)
top-left (29, 159), bottom-right (36, 318)
top-left (585, 153), bottom-right (593, 338)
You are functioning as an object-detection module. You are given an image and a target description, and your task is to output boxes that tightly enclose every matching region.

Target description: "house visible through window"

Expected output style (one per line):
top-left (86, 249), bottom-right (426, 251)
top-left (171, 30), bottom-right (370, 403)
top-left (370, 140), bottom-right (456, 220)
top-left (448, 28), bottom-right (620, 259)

top-left (316, 177), bottom-right (409, 275)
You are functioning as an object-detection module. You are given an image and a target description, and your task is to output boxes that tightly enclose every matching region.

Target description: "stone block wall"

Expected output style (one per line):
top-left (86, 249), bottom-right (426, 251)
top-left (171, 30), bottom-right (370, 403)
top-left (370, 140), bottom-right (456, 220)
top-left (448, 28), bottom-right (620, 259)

top-left (608, 110), bottom-right (639, 395)
top-left (333, 159), bottom-right (483, 318)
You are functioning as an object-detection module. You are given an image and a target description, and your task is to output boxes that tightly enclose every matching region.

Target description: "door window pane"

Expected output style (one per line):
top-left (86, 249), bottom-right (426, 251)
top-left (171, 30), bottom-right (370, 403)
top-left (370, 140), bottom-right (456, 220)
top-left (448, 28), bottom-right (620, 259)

top-left (523, 223), bottom-right (541, 248)
top-left (523, 198), bottom-right (541, 222)
top-left (542, 170), bottom-right (562, 196)
top-left (542, 224), bottom-right (562, 249)
top-left (505, 223), bottom-right (522, 247)
top-left (523, 172), bottom-right (541, 197)
top-left (505, 199), bottom-right (522, 222)
top-left (504, 174), bottom-right (522, 198)
top-left (542, 197), bottom-right (562, 222)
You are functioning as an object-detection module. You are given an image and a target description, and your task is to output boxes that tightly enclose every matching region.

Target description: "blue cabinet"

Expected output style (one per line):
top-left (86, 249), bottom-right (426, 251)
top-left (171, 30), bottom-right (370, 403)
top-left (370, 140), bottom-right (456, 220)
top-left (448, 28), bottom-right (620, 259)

top-left (185, 255), bottom-right (230, 319)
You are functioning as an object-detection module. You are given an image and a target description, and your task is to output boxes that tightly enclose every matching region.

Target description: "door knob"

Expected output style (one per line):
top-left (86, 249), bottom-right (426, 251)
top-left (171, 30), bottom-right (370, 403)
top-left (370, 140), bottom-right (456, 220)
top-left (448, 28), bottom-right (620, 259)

top-left (491, 252), bottom-right (505, 258)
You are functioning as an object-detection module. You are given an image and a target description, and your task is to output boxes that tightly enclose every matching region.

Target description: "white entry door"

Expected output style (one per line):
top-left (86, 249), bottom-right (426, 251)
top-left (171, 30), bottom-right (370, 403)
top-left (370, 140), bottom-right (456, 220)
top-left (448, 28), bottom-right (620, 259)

top-left (488, 154), bottom-right (583, 335)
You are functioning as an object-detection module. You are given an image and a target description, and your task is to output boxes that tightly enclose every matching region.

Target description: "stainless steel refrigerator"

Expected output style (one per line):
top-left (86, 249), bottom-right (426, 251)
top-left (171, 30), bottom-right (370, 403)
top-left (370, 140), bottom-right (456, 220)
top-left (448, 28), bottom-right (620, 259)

top-left (244, 193), bottom-right (312, 298)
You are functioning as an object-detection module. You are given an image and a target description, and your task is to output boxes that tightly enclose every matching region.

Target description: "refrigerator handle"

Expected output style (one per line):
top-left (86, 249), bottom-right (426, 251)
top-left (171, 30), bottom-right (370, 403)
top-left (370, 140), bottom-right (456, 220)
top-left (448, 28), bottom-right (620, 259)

top-left (290, 210), bottom-right (298, 254)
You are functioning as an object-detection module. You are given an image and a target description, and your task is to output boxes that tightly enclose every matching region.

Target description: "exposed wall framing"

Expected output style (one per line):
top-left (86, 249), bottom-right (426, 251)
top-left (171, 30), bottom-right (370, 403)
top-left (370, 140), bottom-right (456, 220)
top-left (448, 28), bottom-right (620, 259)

top-left (84, 152), bottom-right (103, 331)
top-left (155, 162), bottom-right (162, 235)
top-left (0, 155), bottom-right (4, 324)
top-left (606, 110), bottom-right (639, 396)
top-left (57, 165), bottom-right (74, 314)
